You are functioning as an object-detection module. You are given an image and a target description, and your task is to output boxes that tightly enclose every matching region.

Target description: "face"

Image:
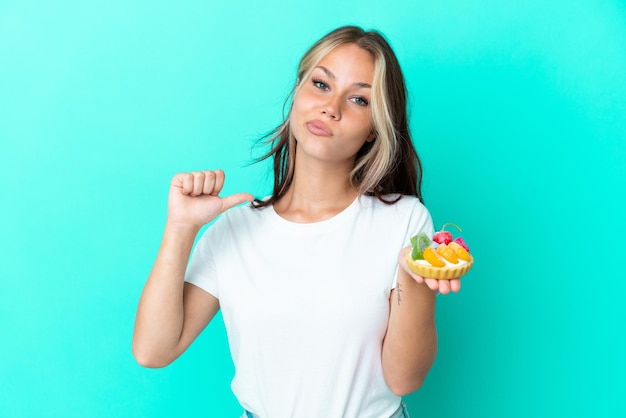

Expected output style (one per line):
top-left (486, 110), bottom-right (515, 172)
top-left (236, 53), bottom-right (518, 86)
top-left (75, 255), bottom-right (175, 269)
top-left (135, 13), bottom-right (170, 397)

top-left (290, 43), bottom-right (375, 167)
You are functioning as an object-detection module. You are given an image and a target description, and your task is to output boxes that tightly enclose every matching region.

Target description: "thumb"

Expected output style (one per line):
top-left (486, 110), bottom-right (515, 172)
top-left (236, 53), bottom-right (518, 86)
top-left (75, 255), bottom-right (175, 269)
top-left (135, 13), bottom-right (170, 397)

top-left (220, 192), bottom-right (255, 212)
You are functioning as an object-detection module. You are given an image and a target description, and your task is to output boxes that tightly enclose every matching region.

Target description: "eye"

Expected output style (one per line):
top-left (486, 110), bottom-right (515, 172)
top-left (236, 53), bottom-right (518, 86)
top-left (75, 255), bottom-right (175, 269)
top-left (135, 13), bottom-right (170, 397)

top-left (312, 79), bottom-right (329, 90)
top-left (351, 96), bottom-right (369, 107)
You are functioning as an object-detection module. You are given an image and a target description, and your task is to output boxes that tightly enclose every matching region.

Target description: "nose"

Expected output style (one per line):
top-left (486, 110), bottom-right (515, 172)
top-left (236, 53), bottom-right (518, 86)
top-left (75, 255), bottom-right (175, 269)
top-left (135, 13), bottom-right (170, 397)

top-left (321, 95), bottom-right (341, 120)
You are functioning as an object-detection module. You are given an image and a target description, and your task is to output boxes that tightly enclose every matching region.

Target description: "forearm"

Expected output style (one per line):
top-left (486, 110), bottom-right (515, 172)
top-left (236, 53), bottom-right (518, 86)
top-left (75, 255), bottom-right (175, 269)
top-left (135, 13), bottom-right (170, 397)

top-left (382, 270), bottom-right (438, 396)
top-left (132, 221), bottom-right (200, 366)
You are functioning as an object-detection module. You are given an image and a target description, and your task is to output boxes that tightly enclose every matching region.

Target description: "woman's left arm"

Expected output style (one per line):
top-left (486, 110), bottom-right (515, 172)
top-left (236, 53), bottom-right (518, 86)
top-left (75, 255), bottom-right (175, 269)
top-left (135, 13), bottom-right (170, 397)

top-left (381, 247), bottom-right (461, 396)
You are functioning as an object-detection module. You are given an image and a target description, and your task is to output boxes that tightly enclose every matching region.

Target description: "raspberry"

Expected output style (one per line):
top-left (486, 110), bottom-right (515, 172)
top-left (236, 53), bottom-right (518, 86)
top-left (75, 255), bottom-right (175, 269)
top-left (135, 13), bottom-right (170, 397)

top-left (453, 236), bottom-right (470, 252)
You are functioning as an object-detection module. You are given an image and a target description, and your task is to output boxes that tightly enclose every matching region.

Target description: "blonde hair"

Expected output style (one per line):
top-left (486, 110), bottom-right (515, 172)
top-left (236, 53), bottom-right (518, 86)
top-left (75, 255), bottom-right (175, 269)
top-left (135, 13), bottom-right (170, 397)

top-left (254, 26), bottom-right (422, 207)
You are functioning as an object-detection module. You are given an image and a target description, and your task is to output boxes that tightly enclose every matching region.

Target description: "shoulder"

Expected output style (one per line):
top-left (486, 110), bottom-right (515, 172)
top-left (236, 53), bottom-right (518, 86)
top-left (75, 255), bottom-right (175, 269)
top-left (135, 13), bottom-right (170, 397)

top-left (359, 194), bottom-right (428, 216)
top-left (200, 202), bottom-right (268, 239)
top-left (219, 201), bottom-right (270, 224)
top-left (359, 194), bottom-right (433, 234)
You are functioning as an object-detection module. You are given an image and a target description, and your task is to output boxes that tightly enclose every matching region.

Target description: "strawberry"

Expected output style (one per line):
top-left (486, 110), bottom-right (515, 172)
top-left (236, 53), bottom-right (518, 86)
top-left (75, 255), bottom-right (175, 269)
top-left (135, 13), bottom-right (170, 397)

top-left (453, 236), bottom-right (470, 252)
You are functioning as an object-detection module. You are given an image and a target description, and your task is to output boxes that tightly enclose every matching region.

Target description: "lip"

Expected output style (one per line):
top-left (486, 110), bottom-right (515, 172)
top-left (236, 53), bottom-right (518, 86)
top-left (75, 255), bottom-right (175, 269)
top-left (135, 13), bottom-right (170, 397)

top-left (306, 120), bottom-right (332, 137)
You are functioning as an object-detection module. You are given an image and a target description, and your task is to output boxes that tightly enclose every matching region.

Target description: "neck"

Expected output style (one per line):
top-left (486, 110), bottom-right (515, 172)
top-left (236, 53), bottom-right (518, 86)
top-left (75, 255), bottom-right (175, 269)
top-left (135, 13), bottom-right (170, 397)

top-left (274, 157), bottom-right (358, 223)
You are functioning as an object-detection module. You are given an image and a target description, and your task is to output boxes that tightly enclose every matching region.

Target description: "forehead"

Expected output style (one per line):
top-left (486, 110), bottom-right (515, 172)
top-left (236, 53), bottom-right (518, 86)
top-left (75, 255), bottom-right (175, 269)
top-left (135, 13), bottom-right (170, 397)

top-left (314, 44), bottom-right (375, 83)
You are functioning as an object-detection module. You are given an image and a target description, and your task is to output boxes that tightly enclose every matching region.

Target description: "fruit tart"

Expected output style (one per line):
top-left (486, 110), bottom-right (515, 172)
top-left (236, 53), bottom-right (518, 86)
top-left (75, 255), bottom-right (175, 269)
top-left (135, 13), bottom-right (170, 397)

top-left (406, 223), bottom-right (474, 280)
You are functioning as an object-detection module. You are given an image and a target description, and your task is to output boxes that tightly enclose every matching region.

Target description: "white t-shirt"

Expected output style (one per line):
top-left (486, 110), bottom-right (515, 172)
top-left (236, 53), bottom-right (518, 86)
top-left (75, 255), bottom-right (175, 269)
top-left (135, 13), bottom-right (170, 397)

top-left (185, 194), bottom-right (433, 418)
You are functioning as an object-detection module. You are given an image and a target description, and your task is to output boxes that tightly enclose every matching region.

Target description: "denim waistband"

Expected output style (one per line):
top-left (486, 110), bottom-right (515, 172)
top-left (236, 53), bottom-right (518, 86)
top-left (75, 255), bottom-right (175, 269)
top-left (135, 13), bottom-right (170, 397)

top-left (391, 400), bottom-right (411, 418)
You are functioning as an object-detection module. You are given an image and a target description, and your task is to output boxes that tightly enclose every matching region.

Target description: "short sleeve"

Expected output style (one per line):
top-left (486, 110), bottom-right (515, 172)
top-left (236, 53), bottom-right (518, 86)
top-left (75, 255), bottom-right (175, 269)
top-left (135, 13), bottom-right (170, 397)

top-left (391, 198), bottom-right (434, 289)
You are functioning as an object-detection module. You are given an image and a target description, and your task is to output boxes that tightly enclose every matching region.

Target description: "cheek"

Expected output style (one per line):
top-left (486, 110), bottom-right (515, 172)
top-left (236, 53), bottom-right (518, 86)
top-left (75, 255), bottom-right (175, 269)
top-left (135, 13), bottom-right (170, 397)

top-left (290, 92), bottom-right (308, 122)
top-left (289, 96), bottom-right (308, 140)
top-left (292, 87), bottom-right (313, 107)
top-left (355, 116), bottom-right (373, 139)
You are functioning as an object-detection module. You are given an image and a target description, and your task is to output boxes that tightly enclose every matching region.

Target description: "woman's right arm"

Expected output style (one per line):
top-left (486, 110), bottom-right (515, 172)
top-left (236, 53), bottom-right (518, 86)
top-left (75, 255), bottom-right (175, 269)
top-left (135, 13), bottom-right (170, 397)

top-left (132, 170), bottom-right (253, 368)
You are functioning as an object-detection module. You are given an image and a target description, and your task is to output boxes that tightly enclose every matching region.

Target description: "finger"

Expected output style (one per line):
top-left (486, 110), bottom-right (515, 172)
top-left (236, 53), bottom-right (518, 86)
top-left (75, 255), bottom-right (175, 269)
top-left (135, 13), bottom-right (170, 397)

top-left (438, 280), bottom-right (451, 295)
top-left (450, 278), bottom-right (462, 293)
top-left (201, 170), bottom-right (217, 195)
top-left (424, 278), bottom-right (439, 292)
top-left (411, 274), bottom-right (425, 284)
top-left (191, 171), bottom-right (205, 196)
top-left (221, 193), bottom-right (255, 211)
top-left (211, 169), bottom-right (225, 196)
top-left (180, 173), bottom-right (195, 195)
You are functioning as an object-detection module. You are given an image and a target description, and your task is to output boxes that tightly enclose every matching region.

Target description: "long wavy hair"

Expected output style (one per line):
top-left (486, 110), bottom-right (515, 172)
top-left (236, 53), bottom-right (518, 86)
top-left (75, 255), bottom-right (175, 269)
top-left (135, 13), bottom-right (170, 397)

top-left (253, 25), bottom-right (423, 208)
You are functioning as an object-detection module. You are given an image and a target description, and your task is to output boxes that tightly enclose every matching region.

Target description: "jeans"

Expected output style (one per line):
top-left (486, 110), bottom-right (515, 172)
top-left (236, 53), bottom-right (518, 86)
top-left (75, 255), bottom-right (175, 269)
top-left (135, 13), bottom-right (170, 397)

top-left (390, 401), bottom-right (411, 418)
top-left (243, 400), bottom-right (410, 418)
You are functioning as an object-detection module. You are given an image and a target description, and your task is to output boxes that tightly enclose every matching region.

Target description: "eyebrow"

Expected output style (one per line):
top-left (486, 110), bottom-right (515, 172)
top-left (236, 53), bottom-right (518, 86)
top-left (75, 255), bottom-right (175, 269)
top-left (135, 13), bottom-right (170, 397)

top-left (315, 66), bottom-right (372, 89)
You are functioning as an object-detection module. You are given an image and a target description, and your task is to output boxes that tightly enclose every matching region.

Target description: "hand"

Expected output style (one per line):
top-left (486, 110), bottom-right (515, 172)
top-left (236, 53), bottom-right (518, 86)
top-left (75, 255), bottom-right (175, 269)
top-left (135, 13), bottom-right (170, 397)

top-left (398, 247), bottom-right (462, 295)
top-left (167, 169), bottom-right (254, 228)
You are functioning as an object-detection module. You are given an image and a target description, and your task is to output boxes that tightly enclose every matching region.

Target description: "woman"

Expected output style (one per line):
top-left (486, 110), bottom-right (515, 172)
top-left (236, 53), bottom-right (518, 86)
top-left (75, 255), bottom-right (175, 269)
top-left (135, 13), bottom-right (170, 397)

top-left (133, 25), bottom-right (461, 418)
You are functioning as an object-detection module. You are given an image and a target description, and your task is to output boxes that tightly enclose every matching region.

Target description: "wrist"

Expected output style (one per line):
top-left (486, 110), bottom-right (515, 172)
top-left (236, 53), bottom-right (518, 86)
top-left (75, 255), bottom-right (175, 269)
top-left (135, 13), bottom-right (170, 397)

top-left (164, 220), bottom-right (202, 238)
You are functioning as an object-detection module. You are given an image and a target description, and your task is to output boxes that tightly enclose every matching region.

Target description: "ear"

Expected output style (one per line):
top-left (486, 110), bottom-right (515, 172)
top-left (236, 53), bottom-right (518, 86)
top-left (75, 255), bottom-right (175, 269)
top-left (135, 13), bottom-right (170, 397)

top-left (366, 131), bottom-right (376, 142)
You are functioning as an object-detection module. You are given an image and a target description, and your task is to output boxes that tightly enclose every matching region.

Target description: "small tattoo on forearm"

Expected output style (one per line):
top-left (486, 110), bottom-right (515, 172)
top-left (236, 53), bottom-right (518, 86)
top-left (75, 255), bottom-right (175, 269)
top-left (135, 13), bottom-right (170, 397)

top-left (397, 282), bottom-right (403, 306)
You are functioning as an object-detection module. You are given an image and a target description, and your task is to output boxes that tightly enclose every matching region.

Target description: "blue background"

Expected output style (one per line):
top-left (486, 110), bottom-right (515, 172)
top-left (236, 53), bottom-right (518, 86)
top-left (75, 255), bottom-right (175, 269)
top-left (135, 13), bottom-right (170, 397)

top-left (1, 0), bottom-right (625, 416)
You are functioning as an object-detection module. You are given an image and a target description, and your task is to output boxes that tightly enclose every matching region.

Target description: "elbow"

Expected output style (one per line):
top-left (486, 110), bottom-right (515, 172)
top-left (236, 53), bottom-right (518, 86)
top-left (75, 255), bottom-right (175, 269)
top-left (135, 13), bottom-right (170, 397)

top-left (132, 343), bottom-right (175, 369)
top-left (386, 376), bottom-right (425, 397)
top-left (133, 354), bottom-right (171, 369)
top-left (383, 363), bottom-right (430, 396)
